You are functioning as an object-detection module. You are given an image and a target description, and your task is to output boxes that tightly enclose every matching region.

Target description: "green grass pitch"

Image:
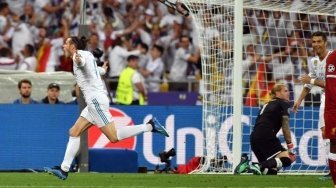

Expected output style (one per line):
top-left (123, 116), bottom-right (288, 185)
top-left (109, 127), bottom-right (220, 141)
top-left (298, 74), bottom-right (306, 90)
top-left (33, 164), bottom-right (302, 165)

top-left (0, 172), bottom-right (332, 187)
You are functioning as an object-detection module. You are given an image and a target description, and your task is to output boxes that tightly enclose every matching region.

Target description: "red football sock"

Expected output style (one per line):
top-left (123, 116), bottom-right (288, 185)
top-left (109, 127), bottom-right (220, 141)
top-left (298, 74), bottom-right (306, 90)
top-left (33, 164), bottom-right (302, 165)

top-left (328, 159), bottom-right (336, 185)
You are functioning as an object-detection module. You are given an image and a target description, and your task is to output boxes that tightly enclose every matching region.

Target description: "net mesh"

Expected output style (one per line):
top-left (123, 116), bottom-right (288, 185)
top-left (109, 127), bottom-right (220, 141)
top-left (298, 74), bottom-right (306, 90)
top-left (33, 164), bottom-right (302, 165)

top-left (179, 0), bottom-right (336, 173)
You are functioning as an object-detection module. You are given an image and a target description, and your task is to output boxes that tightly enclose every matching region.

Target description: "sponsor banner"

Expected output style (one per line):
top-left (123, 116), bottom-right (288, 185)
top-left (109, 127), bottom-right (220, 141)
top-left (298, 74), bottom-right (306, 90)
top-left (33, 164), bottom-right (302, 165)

top-left (0, 105), bottom-right (326, 171)
top-left (0, 105), bottom-right (75, 170)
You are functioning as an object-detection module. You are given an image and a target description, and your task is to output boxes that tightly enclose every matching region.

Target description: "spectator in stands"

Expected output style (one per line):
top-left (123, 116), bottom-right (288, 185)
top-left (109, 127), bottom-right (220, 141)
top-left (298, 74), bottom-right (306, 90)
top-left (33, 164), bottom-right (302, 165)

top-left (116, 55), bottom-right (146, 105)
top-left (143, 8), bottom-right (156, 32)
top-left (328, 16), bottom-right (336, 49)
top-left (293, 13), bottom-right (311, 43)
top-left (137, 42), bottom-right (150, 70)
top-left (168, 35), bottom-right (200, 91)
top-left (267, 11), bottom-right (289, 53)
top-left (242, 44), bottom-right (261, 97)
top-left (0, 47), bottom-right (17, 70)
top-left (139, 44), bottom-right (164, 92)
top-left (159, 6), bottom-right (183, 36)
top-left (33, 0), bottom-right (69, 29)
top-left (67, 84), bottom-right (79, 105)
top-left (18, 44), bottom-right (37, 71)
top-left (10, 12), bottom-right (34, 56)
top-left (20, 3), bottom-right (36, 27)
top-left (0, 2), bottom-right (11, 47)
top-left (107, 35), bottom-right (141, 91)
top-left (62, 0), bottom-right (80, 36)
top-left (267, 49), bottom-right (295, 101)
top-left (155, 22), bottom-right (181, 72)
top-left (251, 10), bottom-right (273, 56)
top-left (36, 18), bottom-right (69, 72)
top-left (13, 79), bottom-right (38, 104)
top-left (87, 33), bottom-right (103, 55)
top-left (41, 83), bottom-right (64, 104)
top-left (6, 0), bottom-right (26, 17)
top-left (288, 42), bottom-right (309, 83)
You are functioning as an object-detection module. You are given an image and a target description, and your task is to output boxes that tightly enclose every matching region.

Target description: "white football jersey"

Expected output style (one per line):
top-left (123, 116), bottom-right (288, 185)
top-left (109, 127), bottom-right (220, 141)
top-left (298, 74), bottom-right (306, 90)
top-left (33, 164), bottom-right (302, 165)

top-left (73, 50), bottom-right (107, 102)
top-left (305, 51), bottom-right (332, 91)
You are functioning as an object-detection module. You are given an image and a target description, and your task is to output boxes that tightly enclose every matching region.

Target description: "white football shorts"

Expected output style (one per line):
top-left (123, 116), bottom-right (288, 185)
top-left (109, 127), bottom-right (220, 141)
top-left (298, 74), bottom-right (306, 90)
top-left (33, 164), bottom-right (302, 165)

top-left (80, 94), bottom-right (113, 127)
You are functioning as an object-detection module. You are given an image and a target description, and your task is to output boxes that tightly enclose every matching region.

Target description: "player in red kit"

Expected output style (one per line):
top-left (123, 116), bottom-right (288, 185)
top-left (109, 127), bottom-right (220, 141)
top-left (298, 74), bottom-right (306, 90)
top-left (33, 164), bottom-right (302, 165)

top-left (325, 50), bottom-right (336, 187)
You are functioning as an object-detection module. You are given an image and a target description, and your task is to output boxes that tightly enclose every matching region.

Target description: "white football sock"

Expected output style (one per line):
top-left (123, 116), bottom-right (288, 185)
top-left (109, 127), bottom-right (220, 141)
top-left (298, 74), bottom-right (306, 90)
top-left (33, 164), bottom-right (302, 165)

top-left (275, 158), bottom-right (282, 168)
top-left (116, 124), bottom-right (152, 141)
top-left (325, 139), bottom-right (330, 155)
top-left (61, 136), bottom-right (80, 172)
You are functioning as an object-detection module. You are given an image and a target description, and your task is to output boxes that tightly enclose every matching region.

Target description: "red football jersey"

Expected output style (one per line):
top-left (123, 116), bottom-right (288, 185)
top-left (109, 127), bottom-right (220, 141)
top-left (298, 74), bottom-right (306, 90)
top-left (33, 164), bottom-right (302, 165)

top-left (325, 50), bottom-right (336, 113)
top-left (325, 50), bottom-right (336, 138)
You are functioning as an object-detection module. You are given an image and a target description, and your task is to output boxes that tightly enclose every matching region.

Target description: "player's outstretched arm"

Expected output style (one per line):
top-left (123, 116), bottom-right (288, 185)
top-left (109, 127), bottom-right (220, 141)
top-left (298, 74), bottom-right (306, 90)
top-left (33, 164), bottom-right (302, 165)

top-left (292, 87), bottom-right (310, 113)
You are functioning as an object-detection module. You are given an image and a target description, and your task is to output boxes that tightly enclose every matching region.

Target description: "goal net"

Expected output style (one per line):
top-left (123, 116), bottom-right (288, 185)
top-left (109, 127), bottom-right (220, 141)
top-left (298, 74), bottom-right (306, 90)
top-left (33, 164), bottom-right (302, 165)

top-left (178, 0), bottom-right (336, 173)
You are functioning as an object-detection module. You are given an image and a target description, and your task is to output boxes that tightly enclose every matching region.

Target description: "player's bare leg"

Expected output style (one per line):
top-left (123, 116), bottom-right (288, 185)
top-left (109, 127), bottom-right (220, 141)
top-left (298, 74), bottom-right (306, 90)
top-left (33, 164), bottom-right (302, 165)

top-left (100, 118), bottom-right (169, 143)
top-left (45, 117), bottom-right (92, 180)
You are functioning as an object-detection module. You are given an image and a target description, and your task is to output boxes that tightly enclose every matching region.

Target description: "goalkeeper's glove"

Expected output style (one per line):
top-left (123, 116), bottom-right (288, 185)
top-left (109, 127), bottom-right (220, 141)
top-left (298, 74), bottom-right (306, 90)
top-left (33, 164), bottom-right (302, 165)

top-left (287, 142), bottom-right (296, 163)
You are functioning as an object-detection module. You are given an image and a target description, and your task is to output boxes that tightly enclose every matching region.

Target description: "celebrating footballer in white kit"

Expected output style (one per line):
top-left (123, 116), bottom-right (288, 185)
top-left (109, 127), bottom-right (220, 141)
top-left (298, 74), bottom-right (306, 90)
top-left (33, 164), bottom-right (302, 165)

top-left (44, 36), bottom-right (169, 180)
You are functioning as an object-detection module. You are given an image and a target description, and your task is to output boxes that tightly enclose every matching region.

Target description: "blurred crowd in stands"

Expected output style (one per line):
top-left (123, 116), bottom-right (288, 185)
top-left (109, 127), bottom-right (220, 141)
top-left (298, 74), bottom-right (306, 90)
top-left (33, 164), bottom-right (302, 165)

top-left (242, 3), bottom-right (336, 106)
top-left (0, 0), bottom-right (201, 94)
top-left (0, 0), bottom-right (335, 106)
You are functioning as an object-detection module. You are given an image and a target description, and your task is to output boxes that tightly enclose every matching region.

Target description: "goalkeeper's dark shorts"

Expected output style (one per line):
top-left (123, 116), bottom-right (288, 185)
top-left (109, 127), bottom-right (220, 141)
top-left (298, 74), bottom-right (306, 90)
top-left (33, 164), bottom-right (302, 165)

top-left (250, 136), bottom-right (286, 162)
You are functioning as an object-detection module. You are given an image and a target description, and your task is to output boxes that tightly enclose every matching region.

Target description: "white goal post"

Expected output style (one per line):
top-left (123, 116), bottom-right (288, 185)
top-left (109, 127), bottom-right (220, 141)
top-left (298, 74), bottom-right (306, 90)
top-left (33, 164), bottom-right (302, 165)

top-left (177, 0), bottom-right (336, 173)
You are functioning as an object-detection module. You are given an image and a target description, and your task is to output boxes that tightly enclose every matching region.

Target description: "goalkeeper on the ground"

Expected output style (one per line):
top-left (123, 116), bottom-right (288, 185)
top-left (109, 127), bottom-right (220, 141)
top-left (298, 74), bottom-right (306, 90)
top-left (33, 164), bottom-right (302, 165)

top-left (234, 83), bottom-right (295, 175)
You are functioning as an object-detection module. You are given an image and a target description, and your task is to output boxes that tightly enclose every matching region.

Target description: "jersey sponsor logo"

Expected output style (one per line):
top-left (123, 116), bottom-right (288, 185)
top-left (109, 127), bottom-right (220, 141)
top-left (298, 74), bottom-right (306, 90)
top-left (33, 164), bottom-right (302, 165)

top-left (328, 64), bottom-right (335, 73)
top-left (88, 107), bottom-right (136, 149)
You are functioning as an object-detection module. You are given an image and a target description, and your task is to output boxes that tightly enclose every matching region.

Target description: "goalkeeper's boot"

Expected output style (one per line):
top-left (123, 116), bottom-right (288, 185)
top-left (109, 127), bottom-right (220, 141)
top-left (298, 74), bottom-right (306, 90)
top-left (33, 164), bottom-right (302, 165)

top-left (249, 163), bottom-right (262, 175)
top-left (44, 167), bottom-right (68, 180)
top-left (319, 172), bottom-right (331, 181)
top-left (234, 154), bottom-right (250, 174)
top-left (148, 118), bottom-right (169, 137)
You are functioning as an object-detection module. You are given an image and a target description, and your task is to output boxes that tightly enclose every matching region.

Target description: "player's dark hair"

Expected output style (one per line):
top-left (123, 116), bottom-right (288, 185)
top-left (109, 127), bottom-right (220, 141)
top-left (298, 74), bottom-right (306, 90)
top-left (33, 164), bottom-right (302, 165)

top-left (270, 83), bottom-right (286, 99)
top-left (0, 47), bottom-right (12, 57)
top-left (127, 55), bottom-right (139, 62)
top-left (138, 42), bottom-right (149, 53)
top-left (0, 2), bottom-right (8, 11)
top-left (312, 31), bottom-right (327, 42)
top-left (25, 44), bottom-right (35, 55)
top-left (18, 79), bottom-right (32, 89)
top-left (90, 33), bottom-right (99, 39)
top-left (153, 44), bottom-right (164, 55)
top-left (70, 36), bottom-right (88, 50)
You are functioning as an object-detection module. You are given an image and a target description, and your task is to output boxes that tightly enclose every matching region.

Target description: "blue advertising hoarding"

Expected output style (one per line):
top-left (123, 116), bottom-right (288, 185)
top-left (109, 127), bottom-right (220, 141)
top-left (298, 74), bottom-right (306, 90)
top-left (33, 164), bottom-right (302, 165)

top-left (0, 105), bottom-right (326, 172)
